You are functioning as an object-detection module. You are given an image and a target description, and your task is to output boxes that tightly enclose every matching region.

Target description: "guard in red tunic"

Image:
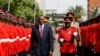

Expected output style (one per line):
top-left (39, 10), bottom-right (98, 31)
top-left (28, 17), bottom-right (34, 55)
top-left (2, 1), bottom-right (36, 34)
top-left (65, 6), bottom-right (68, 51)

top-left (58, 17), bottom-right (79, 56)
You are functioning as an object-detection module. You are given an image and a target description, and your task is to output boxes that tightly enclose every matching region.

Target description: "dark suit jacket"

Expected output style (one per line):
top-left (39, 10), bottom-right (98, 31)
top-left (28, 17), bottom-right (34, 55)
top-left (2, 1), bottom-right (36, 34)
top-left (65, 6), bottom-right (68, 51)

top-left (31, 24), bottom-right (53, 55)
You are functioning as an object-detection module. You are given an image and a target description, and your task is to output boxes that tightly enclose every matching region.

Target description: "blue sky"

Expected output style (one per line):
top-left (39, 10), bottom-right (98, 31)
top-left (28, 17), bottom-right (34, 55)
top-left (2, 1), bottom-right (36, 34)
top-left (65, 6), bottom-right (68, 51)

top-left (45, 0), bottom-right (88, 13)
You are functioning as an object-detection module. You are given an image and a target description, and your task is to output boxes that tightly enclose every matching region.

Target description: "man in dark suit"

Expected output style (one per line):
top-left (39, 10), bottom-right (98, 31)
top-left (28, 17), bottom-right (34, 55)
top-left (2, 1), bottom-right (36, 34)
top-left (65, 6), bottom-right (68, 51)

top-left (31, 15), bottom-right (53, 56)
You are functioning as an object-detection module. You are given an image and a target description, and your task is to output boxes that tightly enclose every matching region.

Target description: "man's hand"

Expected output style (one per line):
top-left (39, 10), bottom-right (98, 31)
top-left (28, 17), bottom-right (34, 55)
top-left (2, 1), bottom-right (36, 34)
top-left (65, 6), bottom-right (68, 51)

top-left (49, 51), bottom-right (53, 56)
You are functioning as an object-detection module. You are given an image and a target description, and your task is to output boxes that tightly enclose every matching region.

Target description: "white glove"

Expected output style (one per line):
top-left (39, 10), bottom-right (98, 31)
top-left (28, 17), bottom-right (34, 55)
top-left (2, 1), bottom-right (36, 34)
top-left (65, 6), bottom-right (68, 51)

top-left (28, 34), bottom-right (31, 37)
top-left (73, 32), bottom-right (78, 37)
top-left (59, 38), bottom-right (64, 43)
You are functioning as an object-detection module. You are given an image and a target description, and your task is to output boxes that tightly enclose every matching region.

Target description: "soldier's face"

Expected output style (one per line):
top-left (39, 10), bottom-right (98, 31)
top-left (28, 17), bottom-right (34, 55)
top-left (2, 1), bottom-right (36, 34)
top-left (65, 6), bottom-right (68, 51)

top-left (18, 21), bottom-right (22, 25)
top-left (44, 17), bottom-right (49, 24)
top-left (65, 22), bottom-right (71, 27)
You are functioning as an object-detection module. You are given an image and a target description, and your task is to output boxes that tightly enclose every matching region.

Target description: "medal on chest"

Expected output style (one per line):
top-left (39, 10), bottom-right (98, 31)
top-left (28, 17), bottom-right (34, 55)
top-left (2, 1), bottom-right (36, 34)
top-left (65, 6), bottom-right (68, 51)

top-left (66, 29), bottom-right (72, 41)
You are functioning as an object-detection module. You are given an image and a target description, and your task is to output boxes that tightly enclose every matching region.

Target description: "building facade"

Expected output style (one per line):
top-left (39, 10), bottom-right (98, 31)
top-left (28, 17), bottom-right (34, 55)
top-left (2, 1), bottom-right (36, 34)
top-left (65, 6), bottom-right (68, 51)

top-left (88, 0), bottom-right (100, 18)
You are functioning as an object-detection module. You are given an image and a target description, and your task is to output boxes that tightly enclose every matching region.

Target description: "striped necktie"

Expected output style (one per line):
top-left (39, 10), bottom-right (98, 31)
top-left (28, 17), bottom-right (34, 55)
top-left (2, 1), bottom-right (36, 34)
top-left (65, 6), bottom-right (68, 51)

top-left (40, 25), bottom-right (43, 37)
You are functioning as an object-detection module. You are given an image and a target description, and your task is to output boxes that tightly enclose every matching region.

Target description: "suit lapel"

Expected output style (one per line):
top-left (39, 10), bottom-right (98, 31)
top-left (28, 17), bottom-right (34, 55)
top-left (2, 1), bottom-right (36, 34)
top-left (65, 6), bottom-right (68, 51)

top-left (42, 24), bottom-right (47, 38)
top-left (35, 24), bottom-right (41, 37)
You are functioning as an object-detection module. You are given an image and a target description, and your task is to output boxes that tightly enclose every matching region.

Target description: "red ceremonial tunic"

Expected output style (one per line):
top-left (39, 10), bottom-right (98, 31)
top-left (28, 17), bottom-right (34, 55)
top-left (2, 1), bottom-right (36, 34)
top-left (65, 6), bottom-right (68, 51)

top-left (58, 27), bottom-right (78, 53)
top-left (0, 23), bottom-right (8, 56)
top-left (16, 26), bottom-right (23, 52)
top-left (24, 28), bottom-right (31, 51)
top-left (94, 23), bottom-right (100, 53)
top-left (0, 43), bottom-right (8, 56)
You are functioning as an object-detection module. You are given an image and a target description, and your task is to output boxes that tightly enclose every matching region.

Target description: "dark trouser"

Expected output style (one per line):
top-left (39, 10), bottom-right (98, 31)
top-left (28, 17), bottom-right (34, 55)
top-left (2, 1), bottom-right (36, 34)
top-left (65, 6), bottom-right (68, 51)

top-left (11, 55), bottom-right (16, 56)
top-left (61, 53), bottom-right (75, 56)
top-left (32, 52), bottom-right (49, 56)
top-left (84, 47), bottom-right (94, 56)
top-left (18, 51), bottom-right (27, 56)
top-left (31, 52), bottom-right (35, 56)
top-left (94, 52), bottom-right (100, 56)
top-left (76, 46), bottom-right (84, 56)
top-left (35, 54), bottom-right (49, 56)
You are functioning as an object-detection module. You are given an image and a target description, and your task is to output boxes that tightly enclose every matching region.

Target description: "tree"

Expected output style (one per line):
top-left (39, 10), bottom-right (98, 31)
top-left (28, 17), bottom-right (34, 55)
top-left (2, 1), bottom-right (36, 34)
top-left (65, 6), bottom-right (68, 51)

top-left (67, 5), bottom-right (85, 21)
top-left (0, 0), bottom-right (43, 21)
top-left (0, 0), bottom-right (8, 9)
top-left (11, 0), bottom-right (35, 21)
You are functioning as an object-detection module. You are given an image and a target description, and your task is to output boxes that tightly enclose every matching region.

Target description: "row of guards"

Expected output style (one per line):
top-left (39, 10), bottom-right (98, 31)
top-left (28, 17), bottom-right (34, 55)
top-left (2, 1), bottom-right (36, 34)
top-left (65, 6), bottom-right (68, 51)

top-left (0, 8), bottom-right (32, 56)
top-left (79, 15), bottom-right (100, 56)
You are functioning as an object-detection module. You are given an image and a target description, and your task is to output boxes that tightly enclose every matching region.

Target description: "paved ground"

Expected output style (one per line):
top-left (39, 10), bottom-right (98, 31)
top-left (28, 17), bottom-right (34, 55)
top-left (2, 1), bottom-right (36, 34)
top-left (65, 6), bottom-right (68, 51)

top-left (53, 34), bottom-right (60, 56)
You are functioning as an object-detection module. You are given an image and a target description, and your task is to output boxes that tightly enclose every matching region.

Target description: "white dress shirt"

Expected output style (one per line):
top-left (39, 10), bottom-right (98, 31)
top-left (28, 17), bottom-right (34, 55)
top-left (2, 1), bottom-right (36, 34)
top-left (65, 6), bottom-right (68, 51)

top-left (39, 24), bottom-right (44, 32)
